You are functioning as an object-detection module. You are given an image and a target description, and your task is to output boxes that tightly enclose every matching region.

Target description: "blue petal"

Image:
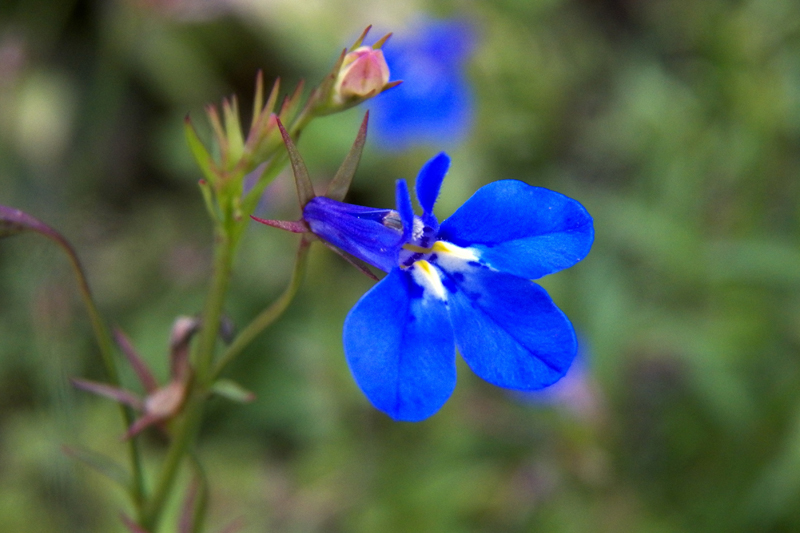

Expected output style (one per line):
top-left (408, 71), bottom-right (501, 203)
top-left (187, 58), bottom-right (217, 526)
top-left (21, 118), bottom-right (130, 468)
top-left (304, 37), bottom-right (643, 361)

top-left (395, 179), bottom-right (414, 243)
top-left (438, 181), bottom-right (593, 279)
top-left (370, 20), bottom-right (474, 151)
top-left (303, 197), bottom-right (402, 272)
top-left (415, 152), bottom-right (450, 226)
top-left (440, 262), bottom-right (577, 390)
top-left (343, 267), bottom-right (456, 421)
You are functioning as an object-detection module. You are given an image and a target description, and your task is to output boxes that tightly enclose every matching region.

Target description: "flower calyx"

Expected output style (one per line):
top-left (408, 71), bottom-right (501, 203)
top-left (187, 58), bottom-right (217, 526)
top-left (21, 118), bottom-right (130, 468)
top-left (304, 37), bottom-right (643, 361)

top-left (251, 112), bottom-right (379, 280)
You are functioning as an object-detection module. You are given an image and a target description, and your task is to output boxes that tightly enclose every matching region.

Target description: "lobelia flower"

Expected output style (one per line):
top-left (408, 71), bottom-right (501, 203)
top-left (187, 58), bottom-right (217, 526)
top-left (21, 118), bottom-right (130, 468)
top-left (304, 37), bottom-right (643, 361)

top-left (370, 19), bottom-right (474, 150)
top-left (302, 153), bottom-right (594, 421)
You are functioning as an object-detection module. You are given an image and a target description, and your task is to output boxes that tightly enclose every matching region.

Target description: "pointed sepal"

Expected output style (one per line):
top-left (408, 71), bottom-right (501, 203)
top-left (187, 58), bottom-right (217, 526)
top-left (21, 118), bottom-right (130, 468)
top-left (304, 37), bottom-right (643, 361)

top-left (276, 118), bottom-right (315, 207)
top-left (325, 111), bottom-right (369, 201)
top-left (183, 115), bottom-right (218, 184)
top-left (250, 216), bottom-right (309, 233)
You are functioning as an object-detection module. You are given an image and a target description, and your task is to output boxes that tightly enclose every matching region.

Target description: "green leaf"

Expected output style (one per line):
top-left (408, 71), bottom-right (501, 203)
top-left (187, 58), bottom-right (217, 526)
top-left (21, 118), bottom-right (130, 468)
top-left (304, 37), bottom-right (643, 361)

top-left (210, 379), bottom-right (256, 403)
top-left (62, 445), bottom-right (132, 489)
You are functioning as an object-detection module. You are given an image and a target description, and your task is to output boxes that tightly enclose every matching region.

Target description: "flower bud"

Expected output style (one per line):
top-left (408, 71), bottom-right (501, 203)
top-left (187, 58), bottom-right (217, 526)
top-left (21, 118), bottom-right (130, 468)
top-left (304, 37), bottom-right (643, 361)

top-left (333, 46), bottom-right (391, 105)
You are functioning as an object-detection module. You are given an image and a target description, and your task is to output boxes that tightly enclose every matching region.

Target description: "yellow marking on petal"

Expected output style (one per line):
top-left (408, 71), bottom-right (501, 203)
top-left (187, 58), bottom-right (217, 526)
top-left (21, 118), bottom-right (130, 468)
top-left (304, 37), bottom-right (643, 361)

top-left (411, 260), bottom-right (446, 300)
top-left (431, 241), bottom-right (451, 253)
top-left (418, 260), bottom-right (433, 275)
top-left (432, 241), bottom-right (479, 260)
top-left (430, 241), bottom-right (482, 274)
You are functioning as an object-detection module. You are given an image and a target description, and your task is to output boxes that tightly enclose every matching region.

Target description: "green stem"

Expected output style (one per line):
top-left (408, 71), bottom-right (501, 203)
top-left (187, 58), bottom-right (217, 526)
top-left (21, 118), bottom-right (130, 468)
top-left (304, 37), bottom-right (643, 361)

top-left (188, 452), bottom-right (210, 533)
top-left (142, 100), bottom-right (320, 531)
top-left (142, 226), bottom-right (236, 528)
top-left (142, 393), bottom-right (206, 529)
top-left (212, 236), bottom-right (311, 381)
top-left (196, 228), bottom-right (236, 383)
top-left (43, 231), bottom-right (147, 513)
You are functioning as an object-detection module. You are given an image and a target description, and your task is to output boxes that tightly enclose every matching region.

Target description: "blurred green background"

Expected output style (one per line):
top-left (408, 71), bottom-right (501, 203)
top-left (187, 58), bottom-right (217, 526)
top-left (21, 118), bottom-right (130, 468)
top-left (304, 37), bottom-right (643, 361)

top-left (2, 0), bottom-right (800, 531)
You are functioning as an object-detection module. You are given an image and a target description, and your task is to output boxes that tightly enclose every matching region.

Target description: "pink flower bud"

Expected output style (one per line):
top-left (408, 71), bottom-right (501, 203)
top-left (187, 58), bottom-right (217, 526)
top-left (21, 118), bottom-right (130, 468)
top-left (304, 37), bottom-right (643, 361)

top-left (334, 46), bottom-right (390, 104)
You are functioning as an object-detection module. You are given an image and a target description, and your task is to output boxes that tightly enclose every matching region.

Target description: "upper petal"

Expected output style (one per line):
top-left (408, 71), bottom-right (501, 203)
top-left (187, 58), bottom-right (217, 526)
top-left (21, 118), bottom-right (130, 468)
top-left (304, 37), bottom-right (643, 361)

top-left (415, 152), bottom-right (450, 227)
top-left (343, 267), bottom-right (456, 421)
top-left (438, 181), bottom-right (593, 279)
top-left (437, 259), bottom-right (577, 390)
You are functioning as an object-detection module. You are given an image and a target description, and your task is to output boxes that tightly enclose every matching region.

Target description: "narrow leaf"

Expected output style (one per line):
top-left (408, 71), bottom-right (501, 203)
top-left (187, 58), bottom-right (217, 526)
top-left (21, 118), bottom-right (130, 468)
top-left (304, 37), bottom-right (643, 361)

top-left (71, 378), bottom-right (143, 410)
top-left (326, 111), bottom-right (369, 201)
top-left (210, 379), bottom-right (256, 403)
top-left (276, 118), bottom-right (315, 206)
top-left (114, 328), bottom-right (159, 394)
top-left (62, 445), bottom-right (131, 489)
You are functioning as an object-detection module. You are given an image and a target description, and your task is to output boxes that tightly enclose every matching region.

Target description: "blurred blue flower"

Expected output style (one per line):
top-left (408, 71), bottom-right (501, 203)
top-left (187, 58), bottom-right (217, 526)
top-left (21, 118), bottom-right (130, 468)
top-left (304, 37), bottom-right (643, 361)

top-left (514, 344), bottom-right (605, 421)
top-left (369, 20), bottom-right (475, 150)
top-left (303, 153), bottom-right (594, 421)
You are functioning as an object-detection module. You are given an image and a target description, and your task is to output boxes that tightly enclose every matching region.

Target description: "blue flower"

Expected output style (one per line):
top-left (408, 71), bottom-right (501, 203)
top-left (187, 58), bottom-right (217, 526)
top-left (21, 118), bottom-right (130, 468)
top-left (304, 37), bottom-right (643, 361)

top-left (303, 153), bottom-right (594, 421)
top-left (370, 20), bottom-right (474, 150)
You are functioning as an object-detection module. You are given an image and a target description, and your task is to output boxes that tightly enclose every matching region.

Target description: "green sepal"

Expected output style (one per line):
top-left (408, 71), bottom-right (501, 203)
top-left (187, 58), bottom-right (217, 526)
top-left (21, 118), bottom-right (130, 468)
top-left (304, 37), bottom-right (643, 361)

top-left (276, 118), bottom-right (315, 207)
top-left (326, 111), bottom-right (369, 201)
top-left (223, 96), bottom-right (245, 167)
top-left (184, 116), bottom-right (219, 185)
